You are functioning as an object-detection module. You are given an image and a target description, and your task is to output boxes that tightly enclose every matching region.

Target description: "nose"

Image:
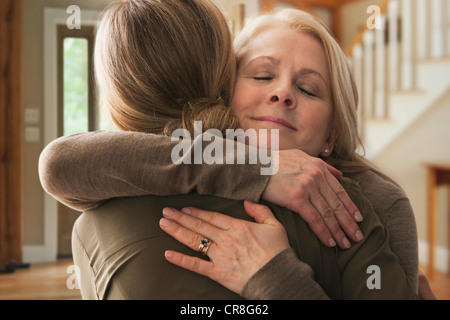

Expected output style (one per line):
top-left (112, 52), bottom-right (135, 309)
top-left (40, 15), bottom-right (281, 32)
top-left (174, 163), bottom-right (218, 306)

top-left (269, 82), bottom-right (296, 108)
top-left (270, 95), bottom-right (293, 107)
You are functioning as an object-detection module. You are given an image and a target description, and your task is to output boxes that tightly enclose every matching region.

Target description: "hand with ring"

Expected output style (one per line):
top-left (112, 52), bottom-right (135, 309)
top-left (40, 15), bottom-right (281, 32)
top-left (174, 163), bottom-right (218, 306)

top-left (159, 200), bottom-right (290, 295)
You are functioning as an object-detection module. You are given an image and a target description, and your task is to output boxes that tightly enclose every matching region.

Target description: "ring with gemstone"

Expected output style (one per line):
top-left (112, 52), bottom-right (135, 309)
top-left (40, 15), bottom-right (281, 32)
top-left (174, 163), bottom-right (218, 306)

top-left (198, 238), bottom-right (213, 256)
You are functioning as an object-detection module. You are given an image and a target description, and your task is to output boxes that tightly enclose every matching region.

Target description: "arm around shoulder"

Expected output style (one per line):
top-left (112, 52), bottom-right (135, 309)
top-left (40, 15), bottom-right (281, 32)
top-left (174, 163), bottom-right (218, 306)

top-left (39, 131), bottom-right (268, 211)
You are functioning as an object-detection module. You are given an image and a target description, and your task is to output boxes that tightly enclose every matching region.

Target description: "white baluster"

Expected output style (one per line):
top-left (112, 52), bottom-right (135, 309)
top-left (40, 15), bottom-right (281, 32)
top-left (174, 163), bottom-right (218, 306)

top-left (352, 44), bottom-right (364, 138)
top-left (416, 0), bottom-right (429, 60)
top-left (431, 0), bottom-right (445, 58)
top-left (401, 0), bottom-right (415, 90)
top-left (363, 30), bottom-right (375, 118)
top-left (445, 0), bottom-right (450, 55)
top-left (388, 0), bottom-right (400, 91)
top-left (375, 15), bottom-right (387, 119)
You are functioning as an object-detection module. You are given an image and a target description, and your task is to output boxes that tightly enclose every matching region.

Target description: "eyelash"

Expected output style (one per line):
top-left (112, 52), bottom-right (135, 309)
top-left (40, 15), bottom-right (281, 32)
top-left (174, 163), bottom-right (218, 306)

top-left (253, 77), bottom-right (317, 97)
top-left (298, 87), bottom-right (317, 97)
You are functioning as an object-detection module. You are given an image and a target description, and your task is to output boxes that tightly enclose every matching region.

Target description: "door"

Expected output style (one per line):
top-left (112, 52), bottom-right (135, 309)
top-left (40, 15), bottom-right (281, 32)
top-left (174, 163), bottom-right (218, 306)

top-left (0, 0), bottom-right (22, 264)
top-left (56, 25), bottom-right (97, 257)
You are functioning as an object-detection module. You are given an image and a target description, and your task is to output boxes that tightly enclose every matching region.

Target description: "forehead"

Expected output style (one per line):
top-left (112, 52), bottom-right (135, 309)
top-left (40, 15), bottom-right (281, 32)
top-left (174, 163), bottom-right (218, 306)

top-left (240, 26), bottom-right (329, 76)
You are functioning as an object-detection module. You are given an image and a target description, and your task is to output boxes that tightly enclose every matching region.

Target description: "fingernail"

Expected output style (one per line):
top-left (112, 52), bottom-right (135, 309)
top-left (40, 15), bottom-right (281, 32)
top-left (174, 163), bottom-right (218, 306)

top-left (329, 238), bottom-right (337, 247)
top-left (355, 230), bottom-right (364, 241)
top-left (160, 218), bottom-right (171, 227)
top-left (342, 238), bottom-right (351, 249)
top-left (162, 208), bottom-right (174, 217)
top-left (354, 211), bottom-right (363, 222)
top-left (181, 207), bottom-right (191, 215)
top-left (165, 250), bottom-right (174, 259)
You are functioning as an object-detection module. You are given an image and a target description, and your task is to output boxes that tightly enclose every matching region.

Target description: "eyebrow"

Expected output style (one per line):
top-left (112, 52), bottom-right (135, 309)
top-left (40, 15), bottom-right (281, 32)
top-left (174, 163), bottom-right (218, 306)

top-left (246, 55), bottom-right (280, 66)
top-left (245, 55), bottom-right (328, 86)
top-left (297, 68), bottom-right (328, 86)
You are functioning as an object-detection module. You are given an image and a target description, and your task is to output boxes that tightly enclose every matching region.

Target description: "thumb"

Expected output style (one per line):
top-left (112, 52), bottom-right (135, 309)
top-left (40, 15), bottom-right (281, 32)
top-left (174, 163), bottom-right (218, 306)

top-left (244, 200), bottom-right (279, 226)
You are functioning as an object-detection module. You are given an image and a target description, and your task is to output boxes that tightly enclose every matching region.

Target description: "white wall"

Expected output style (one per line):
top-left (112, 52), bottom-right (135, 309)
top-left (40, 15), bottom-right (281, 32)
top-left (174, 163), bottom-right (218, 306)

top-left (373, 88), bottom-right (450, 270)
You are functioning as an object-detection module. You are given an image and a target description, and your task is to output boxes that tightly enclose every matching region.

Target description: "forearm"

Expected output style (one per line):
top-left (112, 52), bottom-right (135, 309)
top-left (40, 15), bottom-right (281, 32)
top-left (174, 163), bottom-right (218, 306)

top-left (39, 131), bottom-right (268, 211)
top-left (241, 248), bottom-right (330, 300)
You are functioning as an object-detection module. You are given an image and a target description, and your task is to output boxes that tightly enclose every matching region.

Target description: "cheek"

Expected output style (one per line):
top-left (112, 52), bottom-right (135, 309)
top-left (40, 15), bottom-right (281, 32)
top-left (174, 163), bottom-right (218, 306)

top-left (231, 82), bottom-right (255, 121)
top-left (293, 105), bottom-right (334, 154)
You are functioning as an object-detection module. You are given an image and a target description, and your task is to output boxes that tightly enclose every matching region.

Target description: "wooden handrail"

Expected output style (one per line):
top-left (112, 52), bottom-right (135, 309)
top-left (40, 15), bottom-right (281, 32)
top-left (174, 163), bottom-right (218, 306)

top-left (344, 0), bottom-right (390, 56)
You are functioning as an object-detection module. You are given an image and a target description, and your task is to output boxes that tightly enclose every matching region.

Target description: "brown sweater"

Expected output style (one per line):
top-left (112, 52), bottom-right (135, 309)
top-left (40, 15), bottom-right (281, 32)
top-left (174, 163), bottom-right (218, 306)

top-left (39, 130), bottom-right (418, 298)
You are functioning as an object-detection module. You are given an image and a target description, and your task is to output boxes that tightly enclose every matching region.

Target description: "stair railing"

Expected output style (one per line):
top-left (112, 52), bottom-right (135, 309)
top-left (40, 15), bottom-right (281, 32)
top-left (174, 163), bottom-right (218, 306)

top-left (345, 0), bottom-right (450, 139)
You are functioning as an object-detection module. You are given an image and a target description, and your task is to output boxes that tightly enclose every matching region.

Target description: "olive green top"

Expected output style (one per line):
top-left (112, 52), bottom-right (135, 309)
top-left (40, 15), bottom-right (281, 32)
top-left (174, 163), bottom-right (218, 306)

top-left (39, 131), bottom-right (418, 299)
top-left (72, 177), bottom-right (416, 300)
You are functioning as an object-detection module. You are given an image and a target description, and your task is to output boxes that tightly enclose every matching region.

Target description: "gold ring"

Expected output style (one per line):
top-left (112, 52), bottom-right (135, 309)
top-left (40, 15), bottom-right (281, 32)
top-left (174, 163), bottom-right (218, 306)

top-left (198, 238), bottom-right (213, 256)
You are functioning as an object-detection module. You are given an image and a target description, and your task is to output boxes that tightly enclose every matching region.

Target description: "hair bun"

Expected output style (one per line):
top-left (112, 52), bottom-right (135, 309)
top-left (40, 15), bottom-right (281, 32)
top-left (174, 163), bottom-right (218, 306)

top-left (163, 98), bottom-right (238, 136)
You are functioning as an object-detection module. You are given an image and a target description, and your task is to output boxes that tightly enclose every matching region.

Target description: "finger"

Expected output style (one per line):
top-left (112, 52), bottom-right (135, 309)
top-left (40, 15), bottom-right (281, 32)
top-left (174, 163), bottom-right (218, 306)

top-left (180, 207), bottom-right (233, 230)
top-left (309, 194), bottom-right (352, 249)
top-left (324, 170), bottom-right (363, 223)
top-left (312, 179), bottom-right (364, 245)
top-left (325, 163), bottom-right (342, 179)
top-left (243, 200), bottom-right (281, 226)
top-left (162, 207), bottom-right (218, 240)
top-left (290, 201), bottom-right (337, 248)
top-left (164, 250), bottom-right (213, 278)
top-left (159, 217), bottom-right (208, 252)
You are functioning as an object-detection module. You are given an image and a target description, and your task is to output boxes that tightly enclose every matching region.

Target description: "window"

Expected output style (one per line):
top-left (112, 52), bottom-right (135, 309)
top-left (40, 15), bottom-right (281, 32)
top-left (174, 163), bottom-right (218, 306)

top-left (63, 37), bottom-right (89, 135)
top-left (57, 25), bottom-right (115, 137)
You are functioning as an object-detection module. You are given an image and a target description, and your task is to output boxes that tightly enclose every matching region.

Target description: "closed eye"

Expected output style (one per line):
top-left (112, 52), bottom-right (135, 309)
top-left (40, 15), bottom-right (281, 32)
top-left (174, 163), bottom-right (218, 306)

top-left (254, 77), bottom-right (273, 81)
top-left (298, 87), bottom-right (317, 98)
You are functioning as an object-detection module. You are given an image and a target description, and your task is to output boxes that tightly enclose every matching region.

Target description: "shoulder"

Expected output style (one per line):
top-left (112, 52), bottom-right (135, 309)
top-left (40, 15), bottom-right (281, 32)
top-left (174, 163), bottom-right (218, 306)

top-left (345, 170), bottom-right (411, 221)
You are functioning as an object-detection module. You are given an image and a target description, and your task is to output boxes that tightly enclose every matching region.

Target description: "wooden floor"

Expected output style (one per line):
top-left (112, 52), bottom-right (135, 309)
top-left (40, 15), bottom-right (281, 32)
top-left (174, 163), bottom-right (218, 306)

top-left (421, 266), bottom-right (450, 300)
top-left (0, 258), bottom-right (449, 300)
top-left (0, 258), bottom-right (81, 300)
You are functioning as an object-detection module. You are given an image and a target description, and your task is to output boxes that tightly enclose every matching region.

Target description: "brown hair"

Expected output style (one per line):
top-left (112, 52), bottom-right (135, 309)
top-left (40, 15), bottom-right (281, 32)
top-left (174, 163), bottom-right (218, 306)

top-left (95, 0), bottom-right (238, 136)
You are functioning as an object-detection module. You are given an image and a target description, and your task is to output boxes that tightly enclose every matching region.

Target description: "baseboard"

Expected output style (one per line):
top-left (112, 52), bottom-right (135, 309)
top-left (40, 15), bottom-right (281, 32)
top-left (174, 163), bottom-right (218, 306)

top-left (419, 240), bottom-right (449, 273)
top-left (22, 245), bottom-right (57, 264)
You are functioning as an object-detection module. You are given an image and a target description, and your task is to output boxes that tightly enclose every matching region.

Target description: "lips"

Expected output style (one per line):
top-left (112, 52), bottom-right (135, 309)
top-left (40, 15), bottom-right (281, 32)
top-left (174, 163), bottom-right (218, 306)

top-left (253, 116), bottom-right (296, 130)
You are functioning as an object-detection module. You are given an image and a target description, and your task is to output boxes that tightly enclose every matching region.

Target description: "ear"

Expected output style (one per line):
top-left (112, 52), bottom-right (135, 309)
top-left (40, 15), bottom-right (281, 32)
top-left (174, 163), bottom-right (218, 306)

top-left (320, 125), bottom-right (339, 158)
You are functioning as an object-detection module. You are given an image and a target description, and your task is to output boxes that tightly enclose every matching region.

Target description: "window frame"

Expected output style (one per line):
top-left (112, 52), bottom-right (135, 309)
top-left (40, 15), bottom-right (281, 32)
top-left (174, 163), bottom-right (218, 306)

top-left (57, 25), bottom-right (97, 136)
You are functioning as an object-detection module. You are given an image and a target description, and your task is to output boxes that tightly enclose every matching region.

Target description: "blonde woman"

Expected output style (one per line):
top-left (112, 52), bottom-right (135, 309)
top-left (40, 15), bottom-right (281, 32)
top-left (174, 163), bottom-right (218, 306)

top-left (160, 8), bottom-right (420, 298)
top-left (40, 1), bottom-right (417, 299)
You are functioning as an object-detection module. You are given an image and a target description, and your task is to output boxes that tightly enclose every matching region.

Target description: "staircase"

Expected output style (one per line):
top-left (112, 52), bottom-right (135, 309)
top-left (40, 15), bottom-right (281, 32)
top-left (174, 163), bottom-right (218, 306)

top-left (346, 0), bottom-right (450, 159)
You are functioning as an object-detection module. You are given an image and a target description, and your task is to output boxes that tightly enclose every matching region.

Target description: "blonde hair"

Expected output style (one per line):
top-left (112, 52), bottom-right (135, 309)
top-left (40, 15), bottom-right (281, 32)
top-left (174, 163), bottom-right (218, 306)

top-left (234, 9), bottom-right (372, 174)
top-left (95, 0), bottom-right (238, 136)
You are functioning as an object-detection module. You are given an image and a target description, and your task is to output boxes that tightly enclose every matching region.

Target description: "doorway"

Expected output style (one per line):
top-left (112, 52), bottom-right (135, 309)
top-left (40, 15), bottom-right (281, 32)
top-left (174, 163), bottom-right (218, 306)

top-left (56, 25), bottom-right (105, 257)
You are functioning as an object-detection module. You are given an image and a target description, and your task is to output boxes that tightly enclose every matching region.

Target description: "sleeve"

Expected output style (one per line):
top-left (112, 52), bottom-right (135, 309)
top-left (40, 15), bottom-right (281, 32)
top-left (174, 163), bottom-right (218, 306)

top-left (39, 131), bottom-right (270, 212)
top-left (337, 194), bottom-right (418, 300)
top-left (379, 198), bottom-right (419, 294)
top-left (346, 171), bottom-right (419, 294)
top-left (241, 248), bottom-right (330, 300)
